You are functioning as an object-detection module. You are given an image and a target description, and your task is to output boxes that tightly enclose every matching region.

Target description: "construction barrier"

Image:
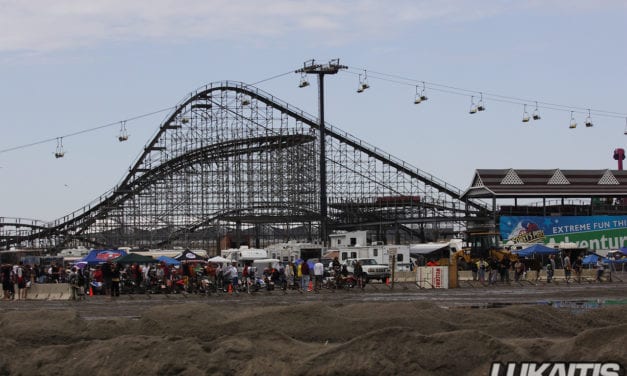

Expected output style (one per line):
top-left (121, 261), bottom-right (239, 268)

top-left (416, 266), bottom-right (449, 289)
top-left (25, 283), bottom-right (72, 300)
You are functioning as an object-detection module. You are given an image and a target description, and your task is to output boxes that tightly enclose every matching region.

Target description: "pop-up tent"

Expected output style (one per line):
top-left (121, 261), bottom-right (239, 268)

top-left (175, 249), bottom-right (206, 262)
top-left (582, 253), bottom-right (600, 265)
top-left (207, 256), bottom-right (229, 263)
top-left (114, 253), bottom-right (157, 264)
top-left (514, 244), bottom-right (560, 258)
top-left (80, 249), bottom-right (128, 265)
top-left (582, 253), bottom-right (627, 265)
top-left (409, 243), bottom-right (450, 258)
top-left (157, 255), bottom-right (181, 265)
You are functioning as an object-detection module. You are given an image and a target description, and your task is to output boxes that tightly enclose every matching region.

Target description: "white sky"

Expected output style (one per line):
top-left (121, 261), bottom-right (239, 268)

top-left (1, 0), bottom-right (626, 221)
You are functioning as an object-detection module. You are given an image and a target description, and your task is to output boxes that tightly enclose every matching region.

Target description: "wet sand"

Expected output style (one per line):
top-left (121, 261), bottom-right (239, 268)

top-left (0, 282), bottom-right (625, 375)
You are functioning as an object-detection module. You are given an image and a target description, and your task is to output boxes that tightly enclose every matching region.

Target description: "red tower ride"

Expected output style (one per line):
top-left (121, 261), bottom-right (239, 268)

top-left (613, 148), bottom-right (625, 170)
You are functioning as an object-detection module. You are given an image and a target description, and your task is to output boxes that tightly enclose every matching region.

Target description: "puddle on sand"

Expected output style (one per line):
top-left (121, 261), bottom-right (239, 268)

top-left (445, 299), bottom-right (627, 310)
top-left (540, 299), bottom-right (627, 310)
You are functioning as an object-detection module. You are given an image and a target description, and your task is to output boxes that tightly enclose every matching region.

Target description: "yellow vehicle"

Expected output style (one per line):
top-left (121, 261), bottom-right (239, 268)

top-left (452, 231), bottom-right (517, 267)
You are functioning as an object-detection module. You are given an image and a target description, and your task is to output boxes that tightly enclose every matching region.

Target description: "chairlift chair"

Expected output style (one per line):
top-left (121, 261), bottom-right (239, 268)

top-left (476, 93), bottom-right (486, 111)
top-left (585, 109), bottom-right (593, 127)
top-left (298, 72), bottom-right (310, 88)
top-left (469, 96), bottom-right (478, 114)
top-left (522, 105), bottom-right (530, 123)
top-left (54, 138), bottom-right (65, 159)
top-left (118, 121), bottom-right (129, 142)
top-left (356, 71), bottom-right (370, 93)
top-left (569, 111), bottom-right (577, 129)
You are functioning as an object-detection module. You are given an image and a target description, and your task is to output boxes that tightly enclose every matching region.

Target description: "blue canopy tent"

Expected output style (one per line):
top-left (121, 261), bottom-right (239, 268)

top-left (582, 253), bottom-right (600, 265)
top-left (80, 249), bottom-right (128, 265)
top-left (582, 253), bottom-right (627, 265)
top-left (157, 255), bottom-right (181, 265)
top-left (514, 244), bottom-right (560, 258)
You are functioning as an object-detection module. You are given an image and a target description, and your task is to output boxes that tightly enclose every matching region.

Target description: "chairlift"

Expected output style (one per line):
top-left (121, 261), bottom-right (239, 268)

top-left (469, 96), bottom-right (478, 114)
top-left (569, 111), bottom-right (577, 129)
top-left (585, 109), bottom-right (593, 128)
top-left (419, 82), bottom-right (428, 102)
top-left (414, 85), bottom-right (422, 104)
top-left (532, 101), bottom-right (541, 120)
top-left (522, 104), bottom-right (530, 123)
top-left (54, 138), bottom-right (65, 159)
top-left (414, 82), bottom-right (428, 104)
top-left (476, 92), bottom-right (485, 111)
top-left (357, 71), bottom-right (370, 93)
top-left (118, 121), bottom-right (129, 142)
top-left (298, 72), bottom-right (310, 88)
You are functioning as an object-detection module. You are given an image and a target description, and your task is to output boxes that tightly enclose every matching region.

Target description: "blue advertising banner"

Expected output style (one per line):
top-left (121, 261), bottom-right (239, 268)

top-left (500, 215), bottom-right (627, 250)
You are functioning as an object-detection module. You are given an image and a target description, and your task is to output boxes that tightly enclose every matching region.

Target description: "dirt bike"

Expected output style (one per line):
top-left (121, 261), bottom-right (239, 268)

top-left (323, 274), bottom-right (357, 289)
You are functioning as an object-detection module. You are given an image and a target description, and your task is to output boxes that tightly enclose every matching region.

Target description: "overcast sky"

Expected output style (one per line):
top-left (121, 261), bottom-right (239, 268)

top-left (1, 0), bottom-right (626, 221)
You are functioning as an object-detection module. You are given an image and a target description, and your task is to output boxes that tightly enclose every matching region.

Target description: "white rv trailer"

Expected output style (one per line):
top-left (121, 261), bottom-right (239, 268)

top-left (333, 244), bottom-right (411, 270)
top-left (221, 246), bottom-right (268, 261)
top-left (265, 241), bottom-right (323, 263)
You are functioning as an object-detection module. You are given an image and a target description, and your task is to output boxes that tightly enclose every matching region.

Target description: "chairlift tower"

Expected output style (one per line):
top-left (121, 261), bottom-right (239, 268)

top-left (295, 59), bottom-right (347, 247)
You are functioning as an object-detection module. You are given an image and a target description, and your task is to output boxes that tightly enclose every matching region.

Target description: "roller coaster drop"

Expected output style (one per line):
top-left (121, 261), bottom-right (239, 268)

top-left (1, 81), bottom-right (489, 251)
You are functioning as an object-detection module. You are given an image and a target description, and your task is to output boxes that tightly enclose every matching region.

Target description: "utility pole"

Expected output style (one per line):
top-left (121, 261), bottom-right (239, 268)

top-left (295, 59), bottom-right (347, 248)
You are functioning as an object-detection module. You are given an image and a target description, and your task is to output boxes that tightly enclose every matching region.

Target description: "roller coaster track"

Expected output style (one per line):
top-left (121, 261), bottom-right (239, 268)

top-left (1, 81), bottom-right (489, 249)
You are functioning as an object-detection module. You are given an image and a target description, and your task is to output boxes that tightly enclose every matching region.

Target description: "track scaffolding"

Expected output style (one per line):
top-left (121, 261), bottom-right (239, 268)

top-left (1, 81), bottom-right (489, 251)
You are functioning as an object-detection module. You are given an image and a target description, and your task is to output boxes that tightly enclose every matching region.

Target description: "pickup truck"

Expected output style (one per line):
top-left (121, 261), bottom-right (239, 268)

top-left (344, 258), bottom-right (390, 283)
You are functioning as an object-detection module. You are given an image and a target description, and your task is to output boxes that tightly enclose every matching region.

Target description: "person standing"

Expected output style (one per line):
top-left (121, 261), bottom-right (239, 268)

top-left (470, 260), bottom-right (478, 281)
top-left (313, 259), bottom-right (324, 292)
top-left (22, 264), bottom-right (32, 299)
top-left (500, 257), bottom-right (511, 283)
top-left (354, 260), bottom-right (364, 289)
top-left (284, 262), bottom-right (294, 290)
top-left (15, 262), bottom-right (25, 300)
top-left (1, 264), bottom-right (13, 300)
top-left (331, 257), bottom-right (341, 288)
top-left (300, 260), bottom-right (310, 292)
top-left (110, 263), bottom-right (121, 297)
top-left (476, 258), bottom-right (487, 282)
top-left (226, 261), bottom-right (239, 294)
top-left (514, 259), bottom-right (524, 282)
top-left (596, 257), bottom-right (604, 282)
top-left (68, 267), bottom-right (82, 301)
top-left (546, 255), bottom-right (555, 283)
top-left (573, 255), bottom-right (583, 283)
top-left (563, 253), bottom-right (572, 284)
top-left (101, 261), bottom-right (112, 296)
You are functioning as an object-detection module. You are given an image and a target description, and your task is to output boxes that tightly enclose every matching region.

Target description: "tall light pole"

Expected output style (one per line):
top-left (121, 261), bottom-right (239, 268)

top-left (296, 59), bottom-right (346, 248)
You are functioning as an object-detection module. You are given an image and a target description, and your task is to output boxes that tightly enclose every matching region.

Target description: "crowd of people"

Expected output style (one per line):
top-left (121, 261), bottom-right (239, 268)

top-left (466, 253), bottom-right (590, 284)
top-left (0, 251), bottom-right (616, 301)
top-left (30, 256), bottom-right (368, 300)
top-left (1, 262), bottom-right (33, 300)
